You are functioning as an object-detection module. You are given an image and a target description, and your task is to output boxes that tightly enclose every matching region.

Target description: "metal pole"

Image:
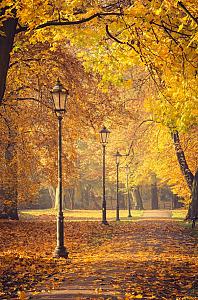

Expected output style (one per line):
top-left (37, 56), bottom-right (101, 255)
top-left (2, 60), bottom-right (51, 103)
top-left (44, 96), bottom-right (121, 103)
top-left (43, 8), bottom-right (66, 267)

top-left (116, 162), bottom-right (120, 221)
top-left (127, 173), bottom-right (132, 218)
top-left (102, 144), bottom-right (108, 225)
top-left (54, 116), bottom-right (68, 258)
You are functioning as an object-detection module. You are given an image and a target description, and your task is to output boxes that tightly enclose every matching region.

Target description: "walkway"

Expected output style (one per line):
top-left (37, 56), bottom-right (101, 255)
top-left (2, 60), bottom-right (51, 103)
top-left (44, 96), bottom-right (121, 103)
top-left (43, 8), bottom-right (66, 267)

top-left (142, 209), bottom-right (172, 218)
top-left (29, 219), bottom-right (198, 300)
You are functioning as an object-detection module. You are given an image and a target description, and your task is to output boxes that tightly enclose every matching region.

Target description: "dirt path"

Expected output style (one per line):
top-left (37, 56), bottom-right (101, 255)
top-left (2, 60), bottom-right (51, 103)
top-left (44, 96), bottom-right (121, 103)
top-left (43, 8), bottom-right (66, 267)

top-left (142, 210), bottom-right (172, 218)
top-left (30, 220), bottom-right (198, 300)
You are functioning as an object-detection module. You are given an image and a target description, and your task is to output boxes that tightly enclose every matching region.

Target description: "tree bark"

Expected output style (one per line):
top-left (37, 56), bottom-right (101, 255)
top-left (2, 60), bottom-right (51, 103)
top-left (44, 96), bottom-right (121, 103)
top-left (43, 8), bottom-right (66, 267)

top-left (64, 188), bottom-right (75, 209)
top-left (48, 186), bottom-right (56, 208)
top-left (68, 188), bottom-right (75, 210)
top-left (0, 14), bottom-right (17, 102)
top-left (191, 169), bottom-right (198, 219)
top-left (172, 131), bottom-right (194, 190)
top-left (0, 128), bottom-right (19, 220)
top-left (172, 131), bottom-right (195, 219)
top-left (132, 186), bottom-right (144, 210)
top-left (172, 195), bottom-right (181, 209)
top-left (172, 131), bottom-right (198, 220)
top-left (151, 173), bottom-right (159, 209)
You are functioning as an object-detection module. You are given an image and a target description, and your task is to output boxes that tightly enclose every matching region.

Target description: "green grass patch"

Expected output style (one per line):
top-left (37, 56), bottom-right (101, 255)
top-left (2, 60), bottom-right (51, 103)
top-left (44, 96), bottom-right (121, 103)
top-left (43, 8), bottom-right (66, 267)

top-left (20, 209), bottom-right (143, 221)
top-left (20, 208), bottom-right (55, 216)
top-left (176, 220), bottom-right (198, 239)
top-left (171, 209), bottom-right (187, 220)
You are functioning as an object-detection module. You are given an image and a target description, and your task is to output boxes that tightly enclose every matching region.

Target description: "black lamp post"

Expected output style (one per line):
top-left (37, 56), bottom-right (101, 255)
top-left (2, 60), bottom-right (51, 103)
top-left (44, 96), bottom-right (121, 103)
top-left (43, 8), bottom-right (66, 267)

top-left (115, 150), bottom-right (122, 221)
top-left (126, 165), bottom-right (132, 218)
top-left (99, 126), bottom-right (110, 225)
top-left (51, 79), bottom-right (69, 258)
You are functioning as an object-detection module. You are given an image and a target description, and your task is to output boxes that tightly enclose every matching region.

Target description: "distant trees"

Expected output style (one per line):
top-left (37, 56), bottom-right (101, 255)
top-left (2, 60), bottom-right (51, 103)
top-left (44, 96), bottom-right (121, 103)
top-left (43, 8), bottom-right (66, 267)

top-left (151, 173), bottom-right (159, 210)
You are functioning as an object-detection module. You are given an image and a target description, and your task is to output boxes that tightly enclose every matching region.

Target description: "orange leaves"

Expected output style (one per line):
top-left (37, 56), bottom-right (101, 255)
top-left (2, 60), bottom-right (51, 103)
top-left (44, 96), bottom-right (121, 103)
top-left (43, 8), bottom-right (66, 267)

top-left (0, 219), bottom-right (113, 298)
top-left (17, 291), bottom-right (29, 300)
top-left (0, 219), bottom-right (198, 299)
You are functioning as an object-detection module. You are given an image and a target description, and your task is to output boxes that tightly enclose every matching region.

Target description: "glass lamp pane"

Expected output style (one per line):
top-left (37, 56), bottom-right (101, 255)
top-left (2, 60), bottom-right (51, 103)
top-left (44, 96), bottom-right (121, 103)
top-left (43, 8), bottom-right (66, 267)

top-left (53, 91), bottom-right (61, 111)
top-left (115, 150), bottom-right (122, 164)
top-left (100, 132), bottom-right (107, 143)
top-left (126, 165), bottom-right (130, 174)
top-left (99, 126), bottom-right (110, 144)
top-left (116, 155), bottom-right (120, 165)
top-left (52, 79), bottom-right (68, 115)
top-left (59, 90), bottom-right (67, 111)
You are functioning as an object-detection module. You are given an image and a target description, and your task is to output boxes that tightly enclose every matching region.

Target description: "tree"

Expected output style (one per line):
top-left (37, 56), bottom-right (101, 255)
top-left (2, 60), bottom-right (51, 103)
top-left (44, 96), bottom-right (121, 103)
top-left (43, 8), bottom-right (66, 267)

top-left (0, 0), bottom-right (197, 217)
top-left (191, 169), bottom-right (198, 219)
top-left (0, 40), bottom-right (115, 217)
top-left (151, 173), bottom-right (159, 210)
top-left (0, 1), bottom-right (125, 102)
top-left (132, 187), bottom-right (144, 210)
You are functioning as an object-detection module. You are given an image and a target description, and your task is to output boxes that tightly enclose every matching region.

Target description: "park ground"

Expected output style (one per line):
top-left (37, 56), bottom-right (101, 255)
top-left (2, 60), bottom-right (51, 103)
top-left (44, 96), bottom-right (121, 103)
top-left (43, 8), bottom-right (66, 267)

top-left (0, 209), bottom-right (197, 300)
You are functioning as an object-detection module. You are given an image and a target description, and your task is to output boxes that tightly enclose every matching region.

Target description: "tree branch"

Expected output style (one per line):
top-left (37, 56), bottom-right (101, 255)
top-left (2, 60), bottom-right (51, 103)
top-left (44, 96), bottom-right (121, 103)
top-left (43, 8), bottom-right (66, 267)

top-left (105, 24), bottom-right (139, 54)
top-left (16, 97), bottom-right (52, 109)
top-left (15, 12), bottom-right (124, 34)
top-left (178, 1), bottom-right (198, 25)
top-left (151, 20), bottom-right (191, 37)
top-left (9, 58), bottom-right (42, 68)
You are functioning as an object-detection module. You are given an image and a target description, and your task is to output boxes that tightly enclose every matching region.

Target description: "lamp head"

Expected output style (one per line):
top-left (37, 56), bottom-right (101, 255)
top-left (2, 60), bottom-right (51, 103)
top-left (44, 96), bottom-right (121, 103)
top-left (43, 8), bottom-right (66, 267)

top-left (126, 165), bottom-right (130, 174)
top-left (99, 126), bottom-right (110, 145)
top-left (51, 78), bottom-right (69, 117)
top-left (115, 150), bottom-right (122, 165)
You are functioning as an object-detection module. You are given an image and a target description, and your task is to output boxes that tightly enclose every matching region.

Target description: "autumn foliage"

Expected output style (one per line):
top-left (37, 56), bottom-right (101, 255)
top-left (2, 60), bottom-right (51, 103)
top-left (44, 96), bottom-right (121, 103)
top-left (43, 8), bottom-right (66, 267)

top-left (0, 0), bottom-right (197, 216)
top-left (0, 2), bottom-right (197, 299)
top-left (0, 218), bottom-right (197, 299)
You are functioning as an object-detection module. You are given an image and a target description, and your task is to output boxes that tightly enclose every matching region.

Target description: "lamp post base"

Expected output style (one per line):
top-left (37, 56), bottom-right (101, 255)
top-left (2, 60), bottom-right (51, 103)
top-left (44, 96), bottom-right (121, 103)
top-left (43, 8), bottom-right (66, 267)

top-left (128, 214), bottom-right (132, 218)
top-left (116, 218), bottom-right (120, 221)
top-left (53, 246), bottom-right (69, 259)
top-left (102, 220), bottom-right (109, 225)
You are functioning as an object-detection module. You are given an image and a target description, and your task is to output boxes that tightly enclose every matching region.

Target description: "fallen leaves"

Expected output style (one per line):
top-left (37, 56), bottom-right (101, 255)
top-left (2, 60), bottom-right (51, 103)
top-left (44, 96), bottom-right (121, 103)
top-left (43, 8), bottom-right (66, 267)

top-left (0, 219), bottom-right (197, 299)
top-left (0, 220), bottom-right (112, 299)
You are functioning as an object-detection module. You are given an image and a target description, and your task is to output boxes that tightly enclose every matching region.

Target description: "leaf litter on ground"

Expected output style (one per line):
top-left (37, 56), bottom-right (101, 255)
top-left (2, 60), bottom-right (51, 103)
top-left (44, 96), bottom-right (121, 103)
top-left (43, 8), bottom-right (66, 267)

top-left (0, 219), bottom-right (197, 299)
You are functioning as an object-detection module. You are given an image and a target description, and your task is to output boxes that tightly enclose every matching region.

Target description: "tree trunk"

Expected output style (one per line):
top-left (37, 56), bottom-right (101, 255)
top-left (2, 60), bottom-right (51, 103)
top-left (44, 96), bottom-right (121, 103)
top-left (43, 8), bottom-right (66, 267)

top-left (48, 186), bottom-right (56, 208)
top-left (82, 184), bottom-right (92, 209)
top-left (68, 188), bottom-right (75, 210)
top-left (0, 128), bottom-right (19, 219)
top-left (172, 195), bottom-right (181, 209)
top-left (172, 131), bottom-right (194, 190)
top-left (132, 186), bottom-right (144, 210)
top-left (0, 13), bottom-right (17, 102)
top-left (0, 15), bottom-right (18, 217)
top-left (64, 188), bottom-right (75, 210)
top-left (151, 173), bottom-right (159, 209)
top-left (191, 169), bottom-right (198, 219)
top-left (92, 195), bottom-right (101, 209)
top-left (172, 131), bottom-right (194, 219)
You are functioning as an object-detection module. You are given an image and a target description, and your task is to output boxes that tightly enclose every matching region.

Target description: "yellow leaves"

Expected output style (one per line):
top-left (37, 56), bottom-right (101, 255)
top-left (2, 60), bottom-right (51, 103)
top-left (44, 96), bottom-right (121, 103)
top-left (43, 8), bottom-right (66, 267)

top-left (128, 294), bottom-right (143, 299)
top-left (17, 291), bottom-right (29, 300)
top-left (187, 31), bottom-right (198, 48)
top-left (95, 287), bottom-right (102, 294)
top-left (178, 23), bottom-right (184, 32)
top-left (0, 0), bottom-right (14, 8)
top-left (155, 7), bottom-right (162, 16)
top-left (125, 293), bottom-right (156, 299)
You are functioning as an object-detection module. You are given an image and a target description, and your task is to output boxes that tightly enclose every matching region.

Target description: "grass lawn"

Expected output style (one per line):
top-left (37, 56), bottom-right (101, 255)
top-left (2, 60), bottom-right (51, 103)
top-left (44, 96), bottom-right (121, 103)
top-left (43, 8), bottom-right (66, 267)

top-left (20, 209), bottom-right (189, 221)
top-left (171, 209), bottom-right (187, 220)
top-left (20, 209), bottom-right (144, 220)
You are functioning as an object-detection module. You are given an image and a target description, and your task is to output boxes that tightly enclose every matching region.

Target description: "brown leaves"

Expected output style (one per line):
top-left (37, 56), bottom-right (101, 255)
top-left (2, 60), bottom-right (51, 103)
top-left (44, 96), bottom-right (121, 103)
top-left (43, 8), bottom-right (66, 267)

top-left (0, 220), bottom-right (112, 298)
top-left (0, 219), bottom-right (197, 299)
